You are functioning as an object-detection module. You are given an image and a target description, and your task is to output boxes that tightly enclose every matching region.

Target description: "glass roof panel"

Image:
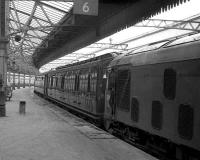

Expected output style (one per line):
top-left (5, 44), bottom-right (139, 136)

top-left (35, 19), bottom-right (50, 28)
top-left (42, 5), bottom-right (65, 24)
top-left (17, 12), bottom-right (30, 24)
top-left (41, 1), bottom-right (73, 13)
top-left (34, 6), bottom-right (49, 22)
top-left (30, 19), bottom-right (41, 28)
top-left (9, 21), bottom-right (18, 30)
top-left (10, 9), bottom-right (17, 19)
top-left (11, 1), bottom-right (35, 15)
top-left (8, 0), bottom-right (74, 73)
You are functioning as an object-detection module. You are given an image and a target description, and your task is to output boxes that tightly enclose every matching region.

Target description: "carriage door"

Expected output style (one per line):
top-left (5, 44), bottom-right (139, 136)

top-left (44, 75), bottom-right (48, 96)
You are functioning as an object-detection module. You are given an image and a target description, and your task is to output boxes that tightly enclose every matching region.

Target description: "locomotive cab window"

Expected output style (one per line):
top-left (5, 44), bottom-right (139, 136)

top-left (163, 68), bottom-right (176, 100)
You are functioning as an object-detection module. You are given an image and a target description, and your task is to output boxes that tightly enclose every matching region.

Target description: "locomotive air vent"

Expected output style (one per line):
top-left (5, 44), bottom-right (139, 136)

top-left (178, 104), bottom-right (194, 140)
top-left (151, 101), bottom-right (163, 130)
top-left (131, 97), bottom-right (139, 122)
top-left (163, 68), bottom-right (177, 100)
top-left (116, 70), bottom-right (130, 111)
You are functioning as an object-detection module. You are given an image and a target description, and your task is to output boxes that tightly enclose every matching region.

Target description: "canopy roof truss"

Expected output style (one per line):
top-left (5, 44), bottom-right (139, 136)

top-left (40, 13), bottom-right (200, 72)
top-left (8, 0), bottom-right (73, 74)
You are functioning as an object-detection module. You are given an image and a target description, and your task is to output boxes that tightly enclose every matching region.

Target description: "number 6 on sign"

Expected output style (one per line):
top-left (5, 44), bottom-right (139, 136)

top-left (73, 0), bottom-right (99, 16)
top-left (83, 2), bottom-right (89, 13)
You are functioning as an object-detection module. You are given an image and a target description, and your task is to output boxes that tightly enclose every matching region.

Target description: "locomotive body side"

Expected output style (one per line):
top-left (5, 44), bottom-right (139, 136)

top-left (104, 41), bottom-right (200, 157)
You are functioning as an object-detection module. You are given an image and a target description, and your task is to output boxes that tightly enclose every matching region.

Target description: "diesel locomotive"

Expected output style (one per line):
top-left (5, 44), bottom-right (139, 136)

top-left (34, 38), bottom-right (200, 160)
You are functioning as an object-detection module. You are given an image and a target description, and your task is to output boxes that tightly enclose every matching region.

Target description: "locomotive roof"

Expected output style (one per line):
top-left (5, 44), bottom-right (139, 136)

top-left (109, 40), bottom-right (200, 67)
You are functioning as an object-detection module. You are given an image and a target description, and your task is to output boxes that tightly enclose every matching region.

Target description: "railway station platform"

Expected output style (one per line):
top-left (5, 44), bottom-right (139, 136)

top-left (0, 88), bottom-right (157, 160)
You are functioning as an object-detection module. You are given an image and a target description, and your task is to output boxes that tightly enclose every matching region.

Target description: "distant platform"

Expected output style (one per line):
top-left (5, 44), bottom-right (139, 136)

top-left (0, 88), bottom-right (157, 160)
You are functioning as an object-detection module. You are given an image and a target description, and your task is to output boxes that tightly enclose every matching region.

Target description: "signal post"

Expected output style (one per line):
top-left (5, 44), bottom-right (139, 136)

top-left (0, 0), bottom-right (9, 117)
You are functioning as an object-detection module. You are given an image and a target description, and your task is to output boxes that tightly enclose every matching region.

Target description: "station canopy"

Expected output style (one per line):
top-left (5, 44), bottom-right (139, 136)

top-left (39, 0), bottom-right (200, 73)
top-left (7, 0), bottom-right (200, 74)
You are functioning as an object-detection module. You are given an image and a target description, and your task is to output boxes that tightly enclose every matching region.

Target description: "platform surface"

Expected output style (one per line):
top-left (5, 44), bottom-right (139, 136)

top-left (0, 88), bottom-right (158, 160)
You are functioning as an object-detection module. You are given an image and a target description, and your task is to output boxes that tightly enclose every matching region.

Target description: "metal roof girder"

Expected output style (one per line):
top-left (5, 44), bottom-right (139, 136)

top-left (11, 1), bottom-right (22, 30)
top-left (38, 1), bottom-right (69, 14)
top-left (16, 1), bottom-right (38, 59)
top-left (38, 3), bottom-right (54, 25)
top-left (10, 7), bottom-right (51, 24)
top-left (10, 9), bottom-right (21, 30)
top-left (87, 42), bottom-right (128, 51)
top-left (135, 19), bottom-right (200, 32)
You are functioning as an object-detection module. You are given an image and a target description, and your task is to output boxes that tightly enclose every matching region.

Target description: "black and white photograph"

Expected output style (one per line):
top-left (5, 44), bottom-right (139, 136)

top-left (0, 0), bottom-right (199, 159)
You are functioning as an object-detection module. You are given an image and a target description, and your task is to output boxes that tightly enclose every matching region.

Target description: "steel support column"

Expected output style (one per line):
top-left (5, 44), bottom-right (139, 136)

top-left (29, 75), bottom-right (31, 87)
top-left (0, 0), bottom-right (9, 117)
top-left (18, 72), bottom-right (20, 89)
top-left (23, 73), bottom-right (25, 88)
top-left (7, 71), bottom-right (10, 83)
top-left (13, 72), bottom-right (15, 90)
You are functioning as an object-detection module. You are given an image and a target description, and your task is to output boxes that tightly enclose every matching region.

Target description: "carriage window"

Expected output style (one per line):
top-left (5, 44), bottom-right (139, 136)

top-left (74, 74), bottom-right (80, 91)
top-left (48, 77), bottom-right (50, 87)
top-left (55, 77), bottom-right (58, 87)
top-left (87, 74), bottom-right (91, 92)
top-left (70, 75), bottom-right (72, 91)
top-left (64, 75), bottom-right (68, 90)
top-left (163, 68), bottom-right (176, 100)
top-left (51, 76), bottom-right (54, 87)
top-left (80, 75), bottom-right (82, 91)
top-left (83, 74), bottom-right (86, 91)
top-left (61, 76), bottom-right (65, 89)
top-left (91, 72), bottom-right (97, 93)
top-left (79, 74), bottom-right (84, 91)
top-left (81, 73), bottom-right (88, 92)
top-left (71, 75), bottom-right (75, 91)
top-left (116, 69), bottom-right (130, 111)
top-left (67, 76), bottom-right (70, 90)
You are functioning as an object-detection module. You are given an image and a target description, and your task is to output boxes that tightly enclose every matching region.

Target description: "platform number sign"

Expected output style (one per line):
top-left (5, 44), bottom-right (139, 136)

top-left (73, 0), bottom-right (99, 16)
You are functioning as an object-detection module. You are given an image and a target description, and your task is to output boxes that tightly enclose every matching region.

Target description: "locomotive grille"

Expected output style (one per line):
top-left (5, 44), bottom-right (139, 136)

top-left (131, 97), bottom-right (139, 122)
top-left (178, 104), bottom-right (193, 140)
top-left (163, 68), bottom-right (176, 100)
top-left (151, 101), bottom-right (163, 130)
top-left (116, 70), bottom-right (130, 111)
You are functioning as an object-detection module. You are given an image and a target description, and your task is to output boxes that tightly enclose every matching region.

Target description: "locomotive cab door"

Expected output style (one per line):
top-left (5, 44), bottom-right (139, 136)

top-left (104, 68), bottom-right (116, 119)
